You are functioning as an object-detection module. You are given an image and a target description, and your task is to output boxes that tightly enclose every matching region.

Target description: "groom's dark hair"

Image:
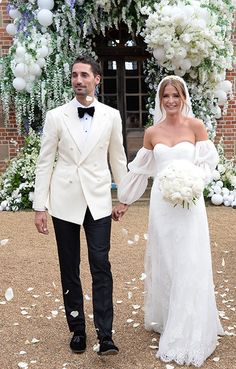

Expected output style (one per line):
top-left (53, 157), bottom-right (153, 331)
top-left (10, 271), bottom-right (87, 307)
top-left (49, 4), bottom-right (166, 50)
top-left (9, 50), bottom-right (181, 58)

top-left (71, 55), bottom-right (102, 76)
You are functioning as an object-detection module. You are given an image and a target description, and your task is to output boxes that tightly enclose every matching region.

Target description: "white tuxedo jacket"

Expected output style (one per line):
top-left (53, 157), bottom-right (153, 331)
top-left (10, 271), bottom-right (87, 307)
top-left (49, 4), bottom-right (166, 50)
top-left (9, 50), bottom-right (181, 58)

top-left (33, 99), bottom-right (127, 224)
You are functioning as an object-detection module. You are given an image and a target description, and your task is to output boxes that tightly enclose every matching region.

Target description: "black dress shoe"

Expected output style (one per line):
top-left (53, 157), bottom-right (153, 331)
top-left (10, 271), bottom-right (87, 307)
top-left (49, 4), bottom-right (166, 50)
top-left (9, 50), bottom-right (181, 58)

top-left (97, 336), bottom-right (119, 356)
top-left (70, 332), bottom-right (86, 353)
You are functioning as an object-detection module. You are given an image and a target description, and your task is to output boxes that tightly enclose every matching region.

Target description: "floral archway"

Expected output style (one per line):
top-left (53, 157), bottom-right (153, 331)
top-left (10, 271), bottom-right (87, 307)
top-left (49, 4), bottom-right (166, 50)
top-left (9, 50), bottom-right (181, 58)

top-left (0, 0), bottom-right (236, 210)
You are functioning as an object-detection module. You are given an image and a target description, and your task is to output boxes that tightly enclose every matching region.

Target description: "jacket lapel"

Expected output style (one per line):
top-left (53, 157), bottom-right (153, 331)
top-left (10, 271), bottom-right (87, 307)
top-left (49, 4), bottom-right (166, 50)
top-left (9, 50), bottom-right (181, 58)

top-left (79, 102), bottom-right (109, 163)
top-left (62, 100), bottom-right (84, 153)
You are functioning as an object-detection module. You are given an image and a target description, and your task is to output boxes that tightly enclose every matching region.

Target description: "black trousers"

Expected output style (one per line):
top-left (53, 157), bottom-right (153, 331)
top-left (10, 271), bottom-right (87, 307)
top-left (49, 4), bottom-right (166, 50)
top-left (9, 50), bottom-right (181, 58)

top-left (52, 208), bottom-right (113, 339)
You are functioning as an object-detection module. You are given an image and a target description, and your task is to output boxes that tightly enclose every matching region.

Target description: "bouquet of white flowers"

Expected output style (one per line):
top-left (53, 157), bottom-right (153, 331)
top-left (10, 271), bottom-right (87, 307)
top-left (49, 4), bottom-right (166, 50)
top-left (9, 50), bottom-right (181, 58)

top-left (158, 160), bottom-right (205, 208)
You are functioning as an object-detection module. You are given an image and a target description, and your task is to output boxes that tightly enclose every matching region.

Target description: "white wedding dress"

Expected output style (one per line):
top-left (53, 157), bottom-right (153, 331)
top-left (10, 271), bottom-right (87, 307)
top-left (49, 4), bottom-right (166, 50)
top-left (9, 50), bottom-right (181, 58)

top-left (118, 140), bottom-right (224, 367)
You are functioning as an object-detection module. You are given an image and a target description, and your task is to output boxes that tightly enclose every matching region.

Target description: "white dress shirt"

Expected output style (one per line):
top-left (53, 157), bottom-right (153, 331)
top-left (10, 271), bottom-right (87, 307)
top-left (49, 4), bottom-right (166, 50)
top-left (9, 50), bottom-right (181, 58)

top-left (73, 98), bottom-right (97, 142)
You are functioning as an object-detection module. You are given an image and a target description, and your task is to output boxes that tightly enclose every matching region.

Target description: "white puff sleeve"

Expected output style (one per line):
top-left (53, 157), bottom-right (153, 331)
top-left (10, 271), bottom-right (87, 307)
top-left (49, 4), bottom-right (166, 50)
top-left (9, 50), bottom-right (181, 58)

top-left (118, 147), bottom-right (156, 205)
top-left (194, 140), bottom-right (219, 185)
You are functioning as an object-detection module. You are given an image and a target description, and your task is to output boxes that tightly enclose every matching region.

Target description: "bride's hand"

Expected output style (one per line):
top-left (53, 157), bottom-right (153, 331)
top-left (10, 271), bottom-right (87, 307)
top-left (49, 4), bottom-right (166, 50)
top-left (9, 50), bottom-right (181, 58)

top-left (112, 203), bottom-right (129, 221)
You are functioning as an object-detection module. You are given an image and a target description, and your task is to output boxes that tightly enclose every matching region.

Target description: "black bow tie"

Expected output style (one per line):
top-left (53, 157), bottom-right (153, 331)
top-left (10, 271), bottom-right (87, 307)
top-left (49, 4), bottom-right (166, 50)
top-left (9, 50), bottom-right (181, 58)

top-left (78, 106), bottom-right (95, 118)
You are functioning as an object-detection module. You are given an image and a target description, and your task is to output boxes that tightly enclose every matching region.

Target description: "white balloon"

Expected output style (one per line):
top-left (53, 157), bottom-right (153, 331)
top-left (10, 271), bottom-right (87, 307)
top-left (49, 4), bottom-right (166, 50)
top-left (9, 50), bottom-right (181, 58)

top-left (213, 185), bottom-right (222, 194)
top-left (212, 170), bottom-right (220, 181)
top-left (37, 0), bottom-right (54, 10)
top-left (214, 90), bottom-right (227, 105)
top-left (211, 194), bottom-right (223, 206)
top-left (15, 46), bottom-right (26, 57)
top-left (13, 77), bottom-right (26, 91)
top-left (38, 45), bottom-right (49, 58)
top-left (216, 180), bottom-right (223, 188)
top-left (222, 187), bottom-right (230, 196)
top-left (37, 9), bottom-right (53, 27)
top-left (6, 23), bottom-right (17, 36)
top-left (36, 58), bottom-right (46, 67)
top-left (9, 8), bottom-right (21, 19)
top-left (213, 105), bottom-right (221, 119)
top-left (223, 200), bottom-right (231, 207)
top-left (220, 80), bottom-right (232, 94)
top-left (13, 63), bottom-right (28, 78)
top-left (29, 63), bottom-right (41, 76)
top-left (231, 200), bottom-right (236, 208)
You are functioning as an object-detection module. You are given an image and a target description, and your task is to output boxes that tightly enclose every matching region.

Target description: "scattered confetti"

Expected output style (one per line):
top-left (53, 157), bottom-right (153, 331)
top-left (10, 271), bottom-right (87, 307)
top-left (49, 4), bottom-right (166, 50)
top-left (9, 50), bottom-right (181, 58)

top-left (133, 323), bottom-right (140, 328)
top-left (18, 362), bottom-right (28, 369)
top-left (222, 258), bottom-right (225, 267)
top-left (85, 294), bottom-right (91, 301)
top-left (116, 300), bottom-right (123, 304)
top-left (128, 240), bottom-right (134, 245)
top-left (166, 365), bottom-right (175, 369)
top-left (88, 314), bottom-right (94, 319)
top-left (93, 343), bottom-right (100, 352)
top-left (27, 287), bottom-right (34, 292)
top-left (21, 310), bottom-right (28, 316)
top-left (32, 295), bottom-right (39, 298)
top-left (31, 338), bottom-right (40, 344)
top-left (140, 273), bottom-right (146, 281)
top-left (70, 311), bottom-right (79, 318)
top-left (134, 234), bottom-right (139, 242)
top-left (0, 301), bottom-right (6, 305)
top-left (132, 304), bottom-right (140, 310)
top-left (0, 239), bottom-right (9, 246)
top-left (149, 345), bottom-right (158, 349)
top-left (128, 292), bottom-right (133, 299)
top-left (212, 357), bottom-right (220, 362)
top-left (127, 319), bottom-right (134, 323)
top-left (51, 310), bottom-right (58, 317)
top-left (5, 287), bottom-right (14, 301)
top-left (19, 351), bottom-right (27, 355)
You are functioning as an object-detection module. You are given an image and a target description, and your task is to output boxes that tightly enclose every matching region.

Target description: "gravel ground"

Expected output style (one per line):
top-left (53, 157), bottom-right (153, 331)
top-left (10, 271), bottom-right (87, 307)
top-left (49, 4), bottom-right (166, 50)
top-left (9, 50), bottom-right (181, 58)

top-left (0, 204), bottom-right (235, 369)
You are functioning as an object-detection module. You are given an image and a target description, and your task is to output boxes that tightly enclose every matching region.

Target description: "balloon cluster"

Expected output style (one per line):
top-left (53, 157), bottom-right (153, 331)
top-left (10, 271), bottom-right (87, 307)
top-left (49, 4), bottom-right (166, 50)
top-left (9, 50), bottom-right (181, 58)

top-left (6, 0), bottom-right (55, 92)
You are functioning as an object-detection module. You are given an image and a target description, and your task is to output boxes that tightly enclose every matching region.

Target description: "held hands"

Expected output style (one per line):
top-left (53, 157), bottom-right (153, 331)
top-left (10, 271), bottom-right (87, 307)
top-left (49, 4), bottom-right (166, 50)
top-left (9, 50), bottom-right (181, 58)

top-left (112, 203), bottom-right (129, 221)
top-left (34, 211), bottom-right (49, 235)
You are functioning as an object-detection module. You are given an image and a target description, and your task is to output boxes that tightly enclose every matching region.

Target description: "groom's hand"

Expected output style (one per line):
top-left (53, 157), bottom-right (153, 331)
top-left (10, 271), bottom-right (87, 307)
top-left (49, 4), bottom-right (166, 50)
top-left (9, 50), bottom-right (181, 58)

top-left (112, 203), bottom-right (129, 221)
top-left (35, 211), bottom-right (49, 235)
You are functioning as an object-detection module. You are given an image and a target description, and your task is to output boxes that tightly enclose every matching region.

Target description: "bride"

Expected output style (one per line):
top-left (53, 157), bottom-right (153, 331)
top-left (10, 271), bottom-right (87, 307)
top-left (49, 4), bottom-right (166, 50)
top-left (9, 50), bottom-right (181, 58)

top-left (113, 75), bottom-right (224, 367)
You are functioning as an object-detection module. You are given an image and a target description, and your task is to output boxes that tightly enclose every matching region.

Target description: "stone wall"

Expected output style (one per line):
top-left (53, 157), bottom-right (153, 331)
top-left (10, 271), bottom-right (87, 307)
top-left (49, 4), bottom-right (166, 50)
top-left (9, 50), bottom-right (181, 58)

top-left (0, 1), bottom-right (235, 172)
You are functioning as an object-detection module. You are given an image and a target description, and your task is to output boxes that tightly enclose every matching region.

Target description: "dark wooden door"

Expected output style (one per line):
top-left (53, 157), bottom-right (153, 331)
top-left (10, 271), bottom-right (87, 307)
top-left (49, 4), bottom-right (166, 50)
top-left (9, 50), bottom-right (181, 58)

top-left (95, 26), bottom-right (150, 161)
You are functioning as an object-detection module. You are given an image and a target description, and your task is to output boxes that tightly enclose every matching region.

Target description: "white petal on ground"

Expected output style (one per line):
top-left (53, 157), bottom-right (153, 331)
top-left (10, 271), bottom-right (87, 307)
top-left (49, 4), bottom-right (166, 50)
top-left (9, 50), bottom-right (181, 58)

top-left (140, 273), bottom-right (146, 280)
top-left (126, 319), bottom-right (134, 323)
top-left (222, 258), bottom-right (225, 267)
top-left (52, 281), bottom-right (56, 288)
top-left (212, 357), bottom-right (220, 362)
top-left (51, 310), bottom-right (58, 316)
top-left (0, 301), bottom-right (6, 305)
top-left (55, 298), bottom-right (60, 302)
top-left (21, 310), bottom-right (28, 315)
top-left (70, 311), bottom-right (79, 318)
top-left (17, 362), bottom-right (28, 368)
top-left (134, 234), bottom-right (139, 242)
top-left (149, 345), bottom-right (158, 349)
top-left (13, 322), bottom-right (19, 325)
top-left (122, 228), bottom-right (128, 236)
top-left (132, 311), bottom-right (138, 315)
top-left (19, 351), bottom-right (27, 355)
top-left (133, 323), bottom-right (140, 328)
top-left (32, 295), bottom-right (39, 298)
top-left (93, 343), bottom-right (100, 352)
top-left (128, 240), bottom-right (134, 245)
top-left (143, 233), bottom-right (148, 240)
top-left (84, 294), bottom-right (91, 301)
top-left (5, 287), bottom-right (14, 301)
top-left (30, 360), bottom-right (37, 364)
top-left (88, 314), bottom-right (94, 319)
top-left (128, 291), bottom-right (133, 299)
top-left (0, 238), bottom-right (9, 246)
top-left (132, 304), bottom-right (141, 310)
top-left (27, 287), bottom-right (34, 292)
top-left (227, 326), bottom-right (234, 330)
top-left (31, 338), bottom-right (40, 344)
top-left (152, 338), bottom-right (158, 342)
top-left (116, 300), bottom-right (123, 304)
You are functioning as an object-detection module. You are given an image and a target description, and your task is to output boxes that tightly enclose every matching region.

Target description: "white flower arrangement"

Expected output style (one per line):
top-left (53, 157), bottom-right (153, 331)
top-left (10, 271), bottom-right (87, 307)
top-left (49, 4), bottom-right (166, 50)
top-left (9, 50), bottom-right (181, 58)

top-left (204, 138), bottom-right (236, 207)
top-left (158, 160), bottom-right (205, 208)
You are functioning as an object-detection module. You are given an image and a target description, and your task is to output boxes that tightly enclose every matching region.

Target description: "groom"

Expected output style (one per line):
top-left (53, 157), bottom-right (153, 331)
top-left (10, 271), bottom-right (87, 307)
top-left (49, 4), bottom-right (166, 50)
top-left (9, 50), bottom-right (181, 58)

top-left (33, 55), bottom-right (128, 355)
